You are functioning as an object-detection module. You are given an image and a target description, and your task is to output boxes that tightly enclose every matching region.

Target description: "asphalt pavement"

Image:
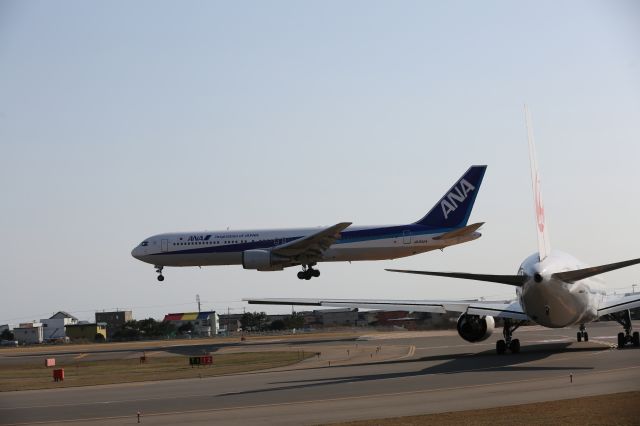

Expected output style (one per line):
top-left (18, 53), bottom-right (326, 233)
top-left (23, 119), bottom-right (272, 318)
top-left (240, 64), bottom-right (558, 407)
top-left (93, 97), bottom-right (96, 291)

top-left (1, 322), bottom-right (639, 425)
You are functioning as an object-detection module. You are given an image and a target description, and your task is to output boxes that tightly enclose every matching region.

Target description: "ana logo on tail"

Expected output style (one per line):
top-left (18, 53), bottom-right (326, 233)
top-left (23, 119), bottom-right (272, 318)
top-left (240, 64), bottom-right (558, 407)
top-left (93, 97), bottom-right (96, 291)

top-left (441, 179), bottom-right (476, 219)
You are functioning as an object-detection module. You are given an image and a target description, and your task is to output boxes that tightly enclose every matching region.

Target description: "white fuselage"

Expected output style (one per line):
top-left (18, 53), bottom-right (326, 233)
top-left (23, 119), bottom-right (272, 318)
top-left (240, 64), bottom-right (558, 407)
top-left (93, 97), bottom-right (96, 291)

top-left (131, 225), bottom-right (481, 269)
top-left (517, 250), bottom-right (607, 328)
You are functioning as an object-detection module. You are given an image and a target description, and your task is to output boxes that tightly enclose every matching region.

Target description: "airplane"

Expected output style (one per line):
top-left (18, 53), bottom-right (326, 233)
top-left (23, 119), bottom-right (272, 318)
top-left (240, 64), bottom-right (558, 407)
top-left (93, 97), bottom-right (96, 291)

top-left (245, 106), bottom-right (640, 353)
top-left (132, 165), bottom-right (487, 281)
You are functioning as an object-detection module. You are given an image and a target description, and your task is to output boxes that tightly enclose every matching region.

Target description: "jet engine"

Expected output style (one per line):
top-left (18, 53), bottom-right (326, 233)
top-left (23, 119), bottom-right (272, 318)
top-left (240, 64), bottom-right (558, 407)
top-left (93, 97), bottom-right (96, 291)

top-left (242, 250), bottom-right (288, 271)
top-left (456, 313), bottom-right (495, 342)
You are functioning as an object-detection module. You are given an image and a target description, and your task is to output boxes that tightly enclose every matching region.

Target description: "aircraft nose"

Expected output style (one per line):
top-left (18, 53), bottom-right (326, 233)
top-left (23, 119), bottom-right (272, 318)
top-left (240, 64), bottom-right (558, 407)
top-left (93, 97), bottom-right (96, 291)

top-left (131, 246), bottom-right (142, 260)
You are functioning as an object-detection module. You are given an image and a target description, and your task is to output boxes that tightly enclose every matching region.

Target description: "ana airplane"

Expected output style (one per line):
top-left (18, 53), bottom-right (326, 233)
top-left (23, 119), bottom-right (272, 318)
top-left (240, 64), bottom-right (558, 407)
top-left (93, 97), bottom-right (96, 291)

top-left (246, 107), bottom-right (640, 353)
top-left (132, 165), bottom-right (487, 281)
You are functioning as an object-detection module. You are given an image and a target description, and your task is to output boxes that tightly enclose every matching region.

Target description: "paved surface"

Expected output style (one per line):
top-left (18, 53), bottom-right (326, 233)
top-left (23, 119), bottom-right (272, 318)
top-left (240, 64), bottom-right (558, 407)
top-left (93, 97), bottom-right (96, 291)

top-left (1, 322), bottom-right (639, 425)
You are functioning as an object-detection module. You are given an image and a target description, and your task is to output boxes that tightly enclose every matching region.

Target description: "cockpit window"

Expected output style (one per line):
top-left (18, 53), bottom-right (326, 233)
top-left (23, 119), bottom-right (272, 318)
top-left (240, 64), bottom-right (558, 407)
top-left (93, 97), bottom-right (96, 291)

top-left (141, 241), bottom-right (149, 247)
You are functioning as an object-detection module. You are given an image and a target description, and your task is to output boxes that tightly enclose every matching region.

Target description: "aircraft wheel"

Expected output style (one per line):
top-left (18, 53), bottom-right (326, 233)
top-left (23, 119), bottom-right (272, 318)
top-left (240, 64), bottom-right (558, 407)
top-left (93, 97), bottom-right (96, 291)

top-left (583, 332), bottom-right (589, 342)
top-left (577, 332), bottom-right (582, 342)
top-left (618, 332), bottom-right (626, 349)
top-left (509, 339), bottom-right (520, 354)
top-left (496, 340), bottom-right (506, 354)
top-left (304, 274), bottom-right (312, 280)
top-left (297, 271), bottom-right (305, 280)
top-left (312, 269), bottom-right (320, 278)
top-left (157, 275), bottom-right (164, 282)
top-left (633, 332), bottom-right (640, 347)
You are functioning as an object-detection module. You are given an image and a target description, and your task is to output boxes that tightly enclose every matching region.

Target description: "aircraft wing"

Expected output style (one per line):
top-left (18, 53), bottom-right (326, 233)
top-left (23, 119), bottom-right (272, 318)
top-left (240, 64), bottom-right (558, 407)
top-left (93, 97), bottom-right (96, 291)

top-left (597, 293), bottom-right (640, 317)
top-left (271, 222), bottom-right (352, 260)
top-left (243, 297), bottom-right (529, 320)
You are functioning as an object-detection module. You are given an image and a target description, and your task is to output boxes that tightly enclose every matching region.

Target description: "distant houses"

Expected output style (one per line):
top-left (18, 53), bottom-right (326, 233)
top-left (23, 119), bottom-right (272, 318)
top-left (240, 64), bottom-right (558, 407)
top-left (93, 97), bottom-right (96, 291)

top-left (1, 305), bottom-right (465, 346)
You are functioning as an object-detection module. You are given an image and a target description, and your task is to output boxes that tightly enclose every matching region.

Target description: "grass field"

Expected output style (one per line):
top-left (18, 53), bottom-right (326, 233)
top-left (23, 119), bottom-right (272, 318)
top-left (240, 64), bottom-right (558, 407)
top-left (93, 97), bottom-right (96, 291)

top-left (331, 391), bottom-right (640, 426)
top-left (0, 351), bottom-right (312, 392)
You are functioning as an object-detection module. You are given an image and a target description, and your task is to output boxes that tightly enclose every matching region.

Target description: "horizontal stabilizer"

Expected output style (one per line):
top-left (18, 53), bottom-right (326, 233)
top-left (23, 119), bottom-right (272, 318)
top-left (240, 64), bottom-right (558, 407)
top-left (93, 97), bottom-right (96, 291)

top-left (552, 257), bottom-right (640, 283)
top-left (433, 222), bottom-right (484, 240)
top-left (385, 269), bottom-right (527, 286)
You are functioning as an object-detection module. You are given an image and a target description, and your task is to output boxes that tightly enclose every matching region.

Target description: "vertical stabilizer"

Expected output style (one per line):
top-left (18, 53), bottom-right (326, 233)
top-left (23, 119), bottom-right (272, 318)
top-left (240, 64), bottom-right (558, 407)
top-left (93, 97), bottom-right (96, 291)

top-left (524, 105), bottom-right (551, 261)
top-left (414, 165), bottom-right (487, 229)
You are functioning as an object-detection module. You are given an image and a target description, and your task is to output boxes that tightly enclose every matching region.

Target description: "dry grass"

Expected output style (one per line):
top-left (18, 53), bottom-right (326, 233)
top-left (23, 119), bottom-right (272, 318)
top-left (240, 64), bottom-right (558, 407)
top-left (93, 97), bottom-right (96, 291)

top-left (330, 391), bottom-right (640, 426)
top-left (0, 351), bottom-right (312, 392)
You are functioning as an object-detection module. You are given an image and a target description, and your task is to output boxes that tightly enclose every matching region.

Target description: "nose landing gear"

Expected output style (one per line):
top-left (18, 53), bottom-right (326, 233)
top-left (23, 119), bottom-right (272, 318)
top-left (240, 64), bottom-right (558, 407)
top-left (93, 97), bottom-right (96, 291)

top-left (577, 324), bottom-right (589, 342)
top-left (297, 264), bottom-right (320, 280)
top-left (155, 265), bottom-right (164, 282)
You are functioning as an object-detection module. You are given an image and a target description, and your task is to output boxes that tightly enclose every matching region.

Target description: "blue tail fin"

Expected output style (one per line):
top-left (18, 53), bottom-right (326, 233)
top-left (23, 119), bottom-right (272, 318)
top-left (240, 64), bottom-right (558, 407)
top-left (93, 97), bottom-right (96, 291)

top-left (414, 165), bottom-right (487, 228)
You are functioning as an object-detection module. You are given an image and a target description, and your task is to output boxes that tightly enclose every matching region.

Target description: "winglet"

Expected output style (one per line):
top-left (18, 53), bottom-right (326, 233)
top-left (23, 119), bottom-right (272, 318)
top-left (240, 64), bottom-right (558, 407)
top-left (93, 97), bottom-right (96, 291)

top-left (525, 105), bottom-right (551, 261)
top-left (414, 165), bottom-right (487, 229)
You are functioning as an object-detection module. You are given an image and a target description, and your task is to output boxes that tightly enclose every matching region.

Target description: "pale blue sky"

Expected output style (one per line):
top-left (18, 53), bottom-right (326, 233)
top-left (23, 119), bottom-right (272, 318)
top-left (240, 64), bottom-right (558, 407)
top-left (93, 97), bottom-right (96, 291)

top-left (1, 1), bottom-right (639, 324)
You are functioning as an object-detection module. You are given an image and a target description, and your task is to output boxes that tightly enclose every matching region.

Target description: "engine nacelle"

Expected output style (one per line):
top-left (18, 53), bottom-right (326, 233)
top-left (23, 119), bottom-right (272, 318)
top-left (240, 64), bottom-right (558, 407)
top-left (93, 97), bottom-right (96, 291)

top-left (456, 314), bottom-right (495, 343)
top-left (242, 250), bottom-right (288, 271)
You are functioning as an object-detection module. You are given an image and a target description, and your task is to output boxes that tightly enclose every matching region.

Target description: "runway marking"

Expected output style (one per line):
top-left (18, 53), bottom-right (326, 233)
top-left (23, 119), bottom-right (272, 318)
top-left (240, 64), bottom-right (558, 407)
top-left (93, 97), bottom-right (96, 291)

top-left (392, 345), bottom-right (416, 360)
top-left (4, 365), bottom-right (640, 426)
top-left (73, 353), bottom-right (88, 360)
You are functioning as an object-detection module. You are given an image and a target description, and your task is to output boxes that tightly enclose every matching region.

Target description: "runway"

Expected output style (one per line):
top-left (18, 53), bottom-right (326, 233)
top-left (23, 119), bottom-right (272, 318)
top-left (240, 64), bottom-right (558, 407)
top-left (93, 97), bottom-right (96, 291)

top-left (1, 322), bottom-right (639, 425)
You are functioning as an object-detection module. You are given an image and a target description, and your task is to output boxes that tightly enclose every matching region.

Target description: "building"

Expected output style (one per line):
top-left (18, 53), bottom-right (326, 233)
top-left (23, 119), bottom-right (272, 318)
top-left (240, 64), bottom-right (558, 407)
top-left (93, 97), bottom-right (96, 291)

top-left (65, 323), bottom-right (107, 341)
top-left (13, 322), bottom-right (44, 344)
top-left (95, 310), bottom-right (132, 338)
top-left (163, 311), bottom-right (219, 337)
top-left (218, 313), bottom-right (243, 333)
top-left (41, 311), bottom-right (78, 341)
top-left (316, 308), bottom-right (359, 327)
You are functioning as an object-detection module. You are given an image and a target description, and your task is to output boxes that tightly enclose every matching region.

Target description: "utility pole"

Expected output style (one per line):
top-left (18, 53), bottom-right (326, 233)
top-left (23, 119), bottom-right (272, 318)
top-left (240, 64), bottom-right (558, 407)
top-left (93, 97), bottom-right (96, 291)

top-left (633, 285), bottom-right (638, 294)
top-left (196, 294), bottom-right (201, 313)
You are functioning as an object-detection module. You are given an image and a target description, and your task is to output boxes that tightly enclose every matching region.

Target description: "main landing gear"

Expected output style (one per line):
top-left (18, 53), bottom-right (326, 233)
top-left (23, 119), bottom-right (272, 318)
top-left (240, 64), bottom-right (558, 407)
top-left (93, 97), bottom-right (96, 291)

top-left (155, 265), bottom-right (164, 282)
top-left (496, 319), bottom-right (525, 354)
top-left (297, 264), bottom-right (320, 280)
top-left (609, 310), bottom-right (640, 349)
top-left (577, 324), bottom-right (589, 342)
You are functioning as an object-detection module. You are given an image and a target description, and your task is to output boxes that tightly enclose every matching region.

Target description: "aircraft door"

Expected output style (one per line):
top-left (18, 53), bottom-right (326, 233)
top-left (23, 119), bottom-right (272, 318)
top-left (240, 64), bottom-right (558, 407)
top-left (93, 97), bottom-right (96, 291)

top-left (161, 239), bottom-right (169, 252)
top-left (403, 230), bottom-right (412, 244)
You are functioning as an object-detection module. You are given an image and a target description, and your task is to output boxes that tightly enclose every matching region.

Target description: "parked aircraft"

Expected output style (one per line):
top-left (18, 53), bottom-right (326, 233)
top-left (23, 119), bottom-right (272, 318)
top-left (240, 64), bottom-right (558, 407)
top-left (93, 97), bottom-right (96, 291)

top-left (132, 165), bottom-right (486, 281)
top-left (246, 107), bottom-right (640, 353)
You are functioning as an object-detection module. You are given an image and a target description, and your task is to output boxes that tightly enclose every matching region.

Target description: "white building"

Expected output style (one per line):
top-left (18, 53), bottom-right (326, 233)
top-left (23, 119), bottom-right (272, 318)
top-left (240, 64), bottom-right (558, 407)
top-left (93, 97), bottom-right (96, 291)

top-left (163, 311), bottom-right (219, 337)
top-left (13, 322), bottom-right (44, 344)
top-left (41, 311), bottom-right (78, 341)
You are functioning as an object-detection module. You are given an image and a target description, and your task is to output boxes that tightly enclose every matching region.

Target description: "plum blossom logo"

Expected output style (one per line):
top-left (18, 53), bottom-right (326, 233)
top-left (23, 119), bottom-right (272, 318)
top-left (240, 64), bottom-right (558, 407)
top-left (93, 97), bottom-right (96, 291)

top-left (534, 175), bottom-right (545, 232)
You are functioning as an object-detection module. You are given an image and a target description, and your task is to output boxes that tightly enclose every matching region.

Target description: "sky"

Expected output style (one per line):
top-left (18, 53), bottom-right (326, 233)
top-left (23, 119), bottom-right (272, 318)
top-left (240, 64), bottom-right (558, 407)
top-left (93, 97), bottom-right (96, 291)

top-left (1, 1), bottom-right (639, 324)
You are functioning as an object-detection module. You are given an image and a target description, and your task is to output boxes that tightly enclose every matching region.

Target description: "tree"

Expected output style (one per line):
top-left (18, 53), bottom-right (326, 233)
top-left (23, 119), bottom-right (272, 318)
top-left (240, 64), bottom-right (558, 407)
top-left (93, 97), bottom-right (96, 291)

top-left (270, 319), bottom-right (286, 331)
top-left (0, 329), bottom-right (14, 341)
top-left (110, 318), bottom-right (176, 341)
top-left (284, 312), bottom-right (305, 329)
top-left (111, 320), bottom-right (141, 341)
top-left (241, 312), bottom-right (269, 331)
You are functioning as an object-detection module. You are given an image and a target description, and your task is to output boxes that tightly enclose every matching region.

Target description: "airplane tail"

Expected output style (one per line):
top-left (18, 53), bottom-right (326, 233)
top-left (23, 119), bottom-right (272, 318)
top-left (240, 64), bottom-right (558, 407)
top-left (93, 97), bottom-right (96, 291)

top-left (414, 165), bottom-right (487, 229)
top-left (525, 105), bottom-right (551, 261)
